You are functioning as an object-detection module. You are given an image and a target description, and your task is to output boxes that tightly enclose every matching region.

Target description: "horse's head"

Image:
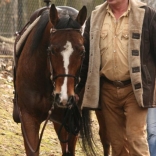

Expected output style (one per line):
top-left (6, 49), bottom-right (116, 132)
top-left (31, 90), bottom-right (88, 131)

top-left (48, 4), bottom-right (87, 108)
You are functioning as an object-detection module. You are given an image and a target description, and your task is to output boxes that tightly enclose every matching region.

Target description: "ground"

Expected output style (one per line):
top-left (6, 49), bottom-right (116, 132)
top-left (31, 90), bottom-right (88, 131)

top-left (0, 70), bottom-right (103, 156)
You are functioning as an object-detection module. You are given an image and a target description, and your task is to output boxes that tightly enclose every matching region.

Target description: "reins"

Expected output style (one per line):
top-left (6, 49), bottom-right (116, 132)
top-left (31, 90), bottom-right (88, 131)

top-left (57, 97), bottom-right (82, 143)
top-left (18, 93), bottom-right (82, 152)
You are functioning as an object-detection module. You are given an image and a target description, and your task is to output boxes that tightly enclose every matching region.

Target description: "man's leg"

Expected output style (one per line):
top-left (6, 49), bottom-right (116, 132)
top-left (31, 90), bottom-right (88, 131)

top-left (100, 81), bottom-right (129, 156)
top-left (124, 85), bottom-right (150, 156)
top-left (100, 80), bottom-right (150, 156)
top-left (147, 108), bottom-right (156, 156)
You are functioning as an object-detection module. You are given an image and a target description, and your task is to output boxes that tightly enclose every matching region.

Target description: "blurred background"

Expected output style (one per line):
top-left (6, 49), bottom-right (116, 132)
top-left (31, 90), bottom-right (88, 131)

top-left (0, 0), bottom-right (156, 69)
top-left (0, 0), bottom-right (105, 65)
top-left (0, 0), bottom-right (105, 38)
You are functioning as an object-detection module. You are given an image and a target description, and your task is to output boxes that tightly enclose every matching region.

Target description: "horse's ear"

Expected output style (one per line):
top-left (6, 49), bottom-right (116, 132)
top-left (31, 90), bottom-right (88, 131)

top-left (50, 4), bottom-right (59, 27)
top-left (76, 6), bottom-right (87, 26)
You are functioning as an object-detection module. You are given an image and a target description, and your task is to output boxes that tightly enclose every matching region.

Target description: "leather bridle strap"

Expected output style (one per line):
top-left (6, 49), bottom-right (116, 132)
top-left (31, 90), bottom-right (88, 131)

top-left (50, 28), bottom-right (82, 33)
top-left (53, 74), bottom-right (79, 85)
top-left (53, 74), bottom-right (76, 80)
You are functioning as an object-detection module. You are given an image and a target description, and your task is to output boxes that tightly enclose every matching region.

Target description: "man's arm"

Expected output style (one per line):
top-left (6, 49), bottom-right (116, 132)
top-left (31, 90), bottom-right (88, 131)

top-left (150, 9), bottom-right (156, 61)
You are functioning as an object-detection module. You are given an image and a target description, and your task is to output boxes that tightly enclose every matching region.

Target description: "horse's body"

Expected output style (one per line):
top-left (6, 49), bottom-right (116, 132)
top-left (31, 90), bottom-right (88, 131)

top-left (13, 4), bottom-right (91, 156)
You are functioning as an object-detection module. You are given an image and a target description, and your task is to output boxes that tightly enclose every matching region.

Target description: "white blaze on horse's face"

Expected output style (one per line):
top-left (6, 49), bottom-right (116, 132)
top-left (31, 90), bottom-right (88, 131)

top-left (60, 41), bottom-right (73, 104)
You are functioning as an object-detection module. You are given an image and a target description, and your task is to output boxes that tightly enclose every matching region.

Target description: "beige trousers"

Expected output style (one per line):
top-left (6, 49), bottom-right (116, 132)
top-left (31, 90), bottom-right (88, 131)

top-left (99, 80), bottom-right (150, 156)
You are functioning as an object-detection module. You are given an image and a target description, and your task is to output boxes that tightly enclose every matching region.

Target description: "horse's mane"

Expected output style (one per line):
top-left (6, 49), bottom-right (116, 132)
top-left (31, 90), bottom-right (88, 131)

top-left (30, 10), bottom-right (49, 52)
top-left (55, 17), bottom-right (81, 29)
top-left (30, 8), bottom-right (80, 52)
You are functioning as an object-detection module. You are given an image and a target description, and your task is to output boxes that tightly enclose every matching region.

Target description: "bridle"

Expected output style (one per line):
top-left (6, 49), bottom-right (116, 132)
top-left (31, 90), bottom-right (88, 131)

top-left (47, 27), bottom-right (85, 143)
top-left (50, 27), bottom-right (82, 33)
top-left (47, 50), bottom-right (80, 85)
top-left (47, 27), bottom-right (85, 93)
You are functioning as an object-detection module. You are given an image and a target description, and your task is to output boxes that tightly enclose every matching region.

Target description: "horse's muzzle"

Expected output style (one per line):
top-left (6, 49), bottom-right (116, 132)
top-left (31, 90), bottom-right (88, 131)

top-left (54, 94), bottom-right (76, 108)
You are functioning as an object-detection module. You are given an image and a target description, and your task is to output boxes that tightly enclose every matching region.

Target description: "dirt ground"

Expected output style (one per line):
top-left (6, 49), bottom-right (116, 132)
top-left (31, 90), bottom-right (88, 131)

top-left (0, 70), bottom-right (104, 156)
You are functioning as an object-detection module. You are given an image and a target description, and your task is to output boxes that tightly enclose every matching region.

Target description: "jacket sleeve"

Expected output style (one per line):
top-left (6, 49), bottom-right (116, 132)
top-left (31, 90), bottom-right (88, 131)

top-left (75, 16), bottom-right (91, 94)
top-left (150, 9), bottom-right (156, 61)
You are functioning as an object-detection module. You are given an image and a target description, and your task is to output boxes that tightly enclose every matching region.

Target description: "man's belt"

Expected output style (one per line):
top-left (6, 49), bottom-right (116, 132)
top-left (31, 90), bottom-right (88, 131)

top-left (102, 77), bottom-right (131, 88)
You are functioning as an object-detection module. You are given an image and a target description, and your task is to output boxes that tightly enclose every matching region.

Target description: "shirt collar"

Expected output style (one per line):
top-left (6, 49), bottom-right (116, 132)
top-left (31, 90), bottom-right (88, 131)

top-left (106, 3), bottom-right (131, 18)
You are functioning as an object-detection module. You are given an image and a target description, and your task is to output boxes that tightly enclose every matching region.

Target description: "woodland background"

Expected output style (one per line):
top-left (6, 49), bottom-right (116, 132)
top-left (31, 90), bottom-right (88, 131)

top-left (0, 0), bottom-right (156, 42)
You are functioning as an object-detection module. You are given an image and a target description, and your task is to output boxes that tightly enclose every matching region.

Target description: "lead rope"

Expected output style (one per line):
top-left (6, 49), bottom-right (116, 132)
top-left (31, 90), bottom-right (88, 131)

top-left (58, 97), bottom-right (82, 143)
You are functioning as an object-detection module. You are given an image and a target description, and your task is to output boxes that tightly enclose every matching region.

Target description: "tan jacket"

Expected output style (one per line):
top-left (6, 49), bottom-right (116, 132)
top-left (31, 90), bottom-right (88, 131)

top-left (80, 0), bottom-right (156, 109)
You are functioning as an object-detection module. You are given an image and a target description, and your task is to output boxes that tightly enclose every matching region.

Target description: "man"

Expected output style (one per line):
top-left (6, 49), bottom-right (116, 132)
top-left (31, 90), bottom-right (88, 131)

top-left (76, 0), bottom-right (156, 155)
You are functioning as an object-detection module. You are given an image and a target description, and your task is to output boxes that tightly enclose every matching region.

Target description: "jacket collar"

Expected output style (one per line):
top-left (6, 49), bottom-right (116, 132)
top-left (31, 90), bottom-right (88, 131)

top-left (90, 0), bottom-right (147, 31)
top-left (94, 0), bottom-right (146, 12)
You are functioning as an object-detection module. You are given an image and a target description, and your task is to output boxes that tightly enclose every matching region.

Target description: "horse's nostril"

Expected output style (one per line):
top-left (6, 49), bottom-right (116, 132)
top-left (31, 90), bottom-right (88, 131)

top-left (54, 94), bottom-right (76, 107)
top-left (54, 93), bottom-right (68, 106)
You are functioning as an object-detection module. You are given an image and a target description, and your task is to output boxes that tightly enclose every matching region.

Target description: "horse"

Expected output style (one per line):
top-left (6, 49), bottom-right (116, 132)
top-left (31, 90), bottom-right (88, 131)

top-left (13, 4), bottom-right (96, 156)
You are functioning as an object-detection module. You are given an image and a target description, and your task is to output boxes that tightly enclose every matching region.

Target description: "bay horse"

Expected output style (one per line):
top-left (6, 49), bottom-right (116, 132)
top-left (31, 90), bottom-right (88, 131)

top-left (13, 4), bottom-right (96, 156)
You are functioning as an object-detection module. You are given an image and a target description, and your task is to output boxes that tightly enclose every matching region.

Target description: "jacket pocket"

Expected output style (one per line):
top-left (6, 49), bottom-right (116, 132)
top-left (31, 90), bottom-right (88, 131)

top-left (100, 30), bottom-right (108, 55)
top-left (121, 31), bottom-right (129, 51)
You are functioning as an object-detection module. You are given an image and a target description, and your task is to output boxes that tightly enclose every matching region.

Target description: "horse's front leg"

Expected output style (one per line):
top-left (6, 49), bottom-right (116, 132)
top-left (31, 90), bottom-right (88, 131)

top-left (67, 134), bottom-right (78, 156)
top-left (21, 111), bottom-right (40, 156)
top-left (53, 122), bottom-right (77, 156)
